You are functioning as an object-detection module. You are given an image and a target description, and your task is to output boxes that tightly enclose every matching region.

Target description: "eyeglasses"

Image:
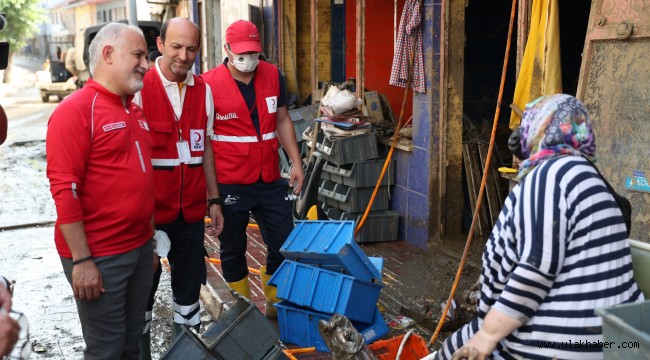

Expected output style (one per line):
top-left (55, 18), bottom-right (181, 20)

top-left (1, 310), bottom-right (31, 360)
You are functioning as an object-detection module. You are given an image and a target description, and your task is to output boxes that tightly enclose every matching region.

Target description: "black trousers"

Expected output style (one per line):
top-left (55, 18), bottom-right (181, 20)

top-left (146, 212), bottom-right (206, 327)
top-left (218, 178), bottom-right (294, 282)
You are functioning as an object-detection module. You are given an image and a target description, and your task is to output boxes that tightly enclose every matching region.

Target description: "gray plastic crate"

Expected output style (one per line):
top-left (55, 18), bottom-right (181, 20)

top-left (279, 146), bottom-right (308, 180)
top-left (316, 132), bottom-right (379, 166)
top-left (202, 295), bottom-right (279, 360)
top-left (340, 210), bottom-right (399, 243)
top-left (323, 159), bottom-right (394, 187)
top-left (261, 344), bottom-right (289, 360)
top-left (160, 327), bottom-right (216, 360)
top-left (289, 103), bottom-right (319, 123)
top-left (319, 179), bottom-right (389, 213)
top-left (595, 300), bottom-right (650, 359)
top-left (292, 119), bottom-right (309, 141)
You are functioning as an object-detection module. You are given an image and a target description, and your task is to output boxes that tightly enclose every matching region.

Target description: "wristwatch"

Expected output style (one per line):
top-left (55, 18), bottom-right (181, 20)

top-left (207, 197), bottom-right (224, 206)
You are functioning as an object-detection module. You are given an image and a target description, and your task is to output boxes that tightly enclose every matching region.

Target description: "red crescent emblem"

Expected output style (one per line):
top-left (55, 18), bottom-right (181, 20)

top-left (193, 132), bottom-right (202, 143)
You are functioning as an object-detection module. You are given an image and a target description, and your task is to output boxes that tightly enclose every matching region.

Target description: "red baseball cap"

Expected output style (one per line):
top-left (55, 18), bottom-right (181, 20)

top-left (226, 20), bottom-right (262, 54)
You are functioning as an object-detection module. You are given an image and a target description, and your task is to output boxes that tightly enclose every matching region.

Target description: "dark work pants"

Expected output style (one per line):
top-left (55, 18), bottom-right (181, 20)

top-left (62, 240), bottom-right (153, 360)
top-left (146, 213), bottom-right (206, 327)
top-left (218, 178), bottom-right (294, 282)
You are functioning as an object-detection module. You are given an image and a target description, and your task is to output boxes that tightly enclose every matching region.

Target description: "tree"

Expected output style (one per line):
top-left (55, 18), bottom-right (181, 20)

top-left (0, 0), bottom-right (45, 83)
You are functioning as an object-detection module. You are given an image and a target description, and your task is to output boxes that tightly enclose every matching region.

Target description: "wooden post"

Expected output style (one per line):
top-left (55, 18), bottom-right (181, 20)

top-left (308, 0), bottom-right (321, 162)
top-left (278, 0), bottom-right (284, 69)
top-left (356, 0), bottom-right (365, 100)
top-left (311, 0), bottom-right (318, 93)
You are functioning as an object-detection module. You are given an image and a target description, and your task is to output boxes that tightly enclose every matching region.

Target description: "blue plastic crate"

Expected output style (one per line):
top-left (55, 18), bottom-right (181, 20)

top-left (275, 302), bottom-right (389, 352)
top-left (280, 220), bottom-right (381, 283)
top-left (268, 260), bottom-right (382, 323)
top-left (368, 257), bottom-right (384, 283)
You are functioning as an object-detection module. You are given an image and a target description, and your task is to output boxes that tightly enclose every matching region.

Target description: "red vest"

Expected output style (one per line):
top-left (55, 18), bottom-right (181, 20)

top-left (201, 61), bottom-right (281, 184)
top-left (140, 70), bottom-right (208, 224)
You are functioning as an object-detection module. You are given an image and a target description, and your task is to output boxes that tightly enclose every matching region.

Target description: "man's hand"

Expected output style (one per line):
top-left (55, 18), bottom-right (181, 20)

top-left (208, 205), bottom-right (224, 237)
top-left (72, 261), bottom-right (105, 302)
top-left (0, 283), bottom-right (12, 313)
top-left (288, 164), bottom-right (304, 195)
top-left (0, 310), bottom-right (19, 357)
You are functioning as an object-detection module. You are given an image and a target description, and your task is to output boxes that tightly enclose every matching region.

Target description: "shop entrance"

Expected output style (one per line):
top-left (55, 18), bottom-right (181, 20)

top-left (455, 0), bottom-right (591, 234)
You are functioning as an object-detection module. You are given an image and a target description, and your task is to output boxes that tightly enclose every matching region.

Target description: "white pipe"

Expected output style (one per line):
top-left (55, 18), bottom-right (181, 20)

top-left (420, 352), bottom-right (437, 360)
top-left (396, 329), bottom-right (415, 360)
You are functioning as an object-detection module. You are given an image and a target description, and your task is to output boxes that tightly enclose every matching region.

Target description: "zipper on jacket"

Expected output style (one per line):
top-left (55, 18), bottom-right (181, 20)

top-left (135, 141), bottom-right (146, 172)
top-left (177, 122), bottom-right (184, 212)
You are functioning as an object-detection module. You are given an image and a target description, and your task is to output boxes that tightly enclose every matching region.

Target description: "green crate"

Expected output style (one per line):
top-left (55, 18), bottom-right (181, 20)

top-left (595, 300), bottom-right (650, 360)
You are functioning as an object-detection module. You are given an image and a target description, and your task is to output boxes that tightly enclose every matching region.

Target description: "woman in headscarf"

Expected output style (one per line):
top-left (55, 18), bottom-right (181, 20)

top-left (437, 94), bottom-right (644, 360)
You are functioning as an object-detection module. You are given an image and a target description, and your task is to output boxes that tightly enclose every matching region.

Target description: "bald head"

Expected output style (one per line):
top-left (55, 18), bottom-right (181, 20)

top-left (156, 17), bottom-right (201, 82)
top-left (160, 17), bottom-right (200, 46)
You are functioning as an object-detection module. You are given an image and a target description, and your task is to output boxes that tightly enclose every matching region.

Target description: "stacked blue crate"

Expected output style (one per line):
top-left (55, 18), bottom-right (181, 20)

top-left (267, 220), bottom-right (389, 352)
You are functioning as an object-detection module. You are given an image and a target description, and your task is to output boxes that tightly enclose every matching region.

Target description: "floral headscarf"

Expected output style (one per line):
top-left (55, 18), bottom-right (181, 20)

top-left (517, 94), bottom-right (596, 179)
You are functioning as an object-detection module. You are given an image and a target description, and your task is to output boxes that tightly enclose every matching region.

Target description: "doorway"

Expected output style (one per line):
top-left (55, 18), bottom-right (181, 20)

top-left (458, 0), bottom-right (591, 234)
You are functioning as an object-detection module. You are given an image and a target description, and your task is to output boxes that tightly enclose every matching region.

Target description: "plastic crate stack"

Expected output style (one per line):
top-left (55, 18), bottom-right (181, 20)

top-left (267, 220), bottom-right (389, 352)
top-left (316, 132), bottom-right (399, 243)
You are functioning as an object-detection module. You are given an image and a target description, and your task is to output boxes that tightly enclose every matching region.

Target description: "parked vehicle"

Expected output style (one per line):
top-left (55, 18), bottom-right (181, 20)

top-left (36, 60), bottom-right (77, 103)
top-left (36, 21), bottom-right (162, 102)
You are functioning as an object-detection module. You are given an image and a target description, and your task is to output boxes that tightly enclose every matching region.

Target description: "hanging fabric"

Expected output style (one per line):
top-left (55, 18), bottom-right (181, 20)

top-left (389, 0), bottom-right (426, 93)
top-left (509, 0), bottom-right (562, 129)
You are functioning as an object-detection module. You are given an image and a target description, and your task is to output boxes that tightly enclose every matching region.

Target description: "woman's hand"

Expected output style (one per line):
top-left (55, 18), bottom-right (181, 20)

top-left (451, 329), bottom-right (499, 360)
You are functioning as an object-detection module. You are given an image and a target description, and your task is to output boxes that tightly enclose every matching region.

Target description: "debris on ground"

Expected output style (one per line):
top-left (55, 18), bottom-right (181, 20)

top-left (318, 314), bottom-right (376, 360)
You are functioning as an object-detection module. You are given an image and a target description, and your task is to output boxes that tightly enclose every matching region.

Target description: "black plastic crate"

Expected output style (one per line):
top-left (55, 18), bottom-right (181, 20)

top-left (202, 295), bottom-right (279, 360)
top-left (160, 327), bottom-right (215, 360)
top-left (316, 132), bottom-right (379, 166)
top-left (323, 159), bottom-right (394, 188)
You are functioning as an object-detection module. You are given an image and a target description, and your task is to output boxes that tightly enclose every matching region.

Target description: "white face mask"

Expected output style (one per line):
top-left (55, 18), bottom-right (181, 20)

top-left (228, 48), bottom-right (260, 73)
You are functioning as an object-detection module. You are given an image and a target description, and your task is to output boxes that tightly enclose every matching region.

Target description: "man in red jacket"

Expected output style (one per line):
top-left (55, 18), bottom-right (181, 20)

top-left (201, 20), bottom-right (304, 318)
top-left (46, 22), bottom-right (154, 359)
top-left (133, 17), bottom-right (224, 355)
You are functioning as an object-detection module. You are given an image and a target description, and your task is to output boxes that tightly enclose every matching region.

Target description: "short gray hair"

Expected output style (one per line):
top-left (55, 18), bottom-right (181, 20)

top-left (88, 22), bottom-right (144, 76)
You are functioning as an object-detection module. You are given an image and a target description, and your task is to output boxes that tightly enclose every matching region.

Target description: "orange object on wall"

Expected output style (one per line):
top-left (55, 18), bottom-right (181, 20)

top-left (345, 0), bottom-right (413, 123)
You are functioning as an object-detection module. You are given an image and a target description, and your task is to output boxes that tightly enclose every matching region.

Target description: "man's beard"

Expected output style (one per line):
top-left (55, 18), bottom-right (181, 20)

top-left (127, 75), bottom-right (144, 94)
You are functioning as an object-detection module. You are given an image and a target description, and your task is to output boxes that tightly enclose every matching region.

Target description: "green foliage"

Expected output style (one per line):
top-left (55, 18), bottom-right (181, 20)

top-left (0, 0), bottom-right (46, 52)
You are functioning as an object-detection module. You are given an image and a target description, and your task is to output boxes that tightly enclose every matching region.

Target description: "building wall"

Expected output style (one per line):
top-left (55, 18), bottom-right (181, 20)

top-left (343, 0), bottom-right (441, 247)
top-left (391, 0), bottom-right (442, 247)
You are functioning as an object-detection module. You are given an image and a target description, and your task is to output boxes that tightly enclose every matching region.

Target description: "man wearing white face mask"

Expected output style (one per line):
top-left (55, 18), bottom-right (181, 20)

top-left (201, 20), bottom-right (304, 319)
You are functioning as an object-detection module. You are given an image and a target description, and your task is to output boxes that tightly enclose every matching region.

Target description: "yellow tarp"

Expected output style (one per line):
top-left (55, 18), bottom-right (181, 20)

top-left (509, 0), bottom-right (563, 129)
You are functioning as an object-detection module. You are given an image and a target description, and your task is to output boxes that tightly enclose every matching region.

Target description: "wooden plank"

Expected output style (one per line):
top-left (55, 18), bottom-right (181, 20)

top-left (478, 143), bottom-right (501, 228)
top-left (467, 143), bottom-right (490, 234)
top-left (463, 143), bottom-right (484, 236)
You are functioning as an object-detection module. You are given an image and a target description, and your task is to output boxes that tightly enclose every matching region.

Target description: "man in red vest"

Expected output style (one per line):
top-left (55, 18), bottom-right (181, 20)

top-left (201, 20), bottom-right (304, 318)
top-left (133, 17), bottom-right (224, 357)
